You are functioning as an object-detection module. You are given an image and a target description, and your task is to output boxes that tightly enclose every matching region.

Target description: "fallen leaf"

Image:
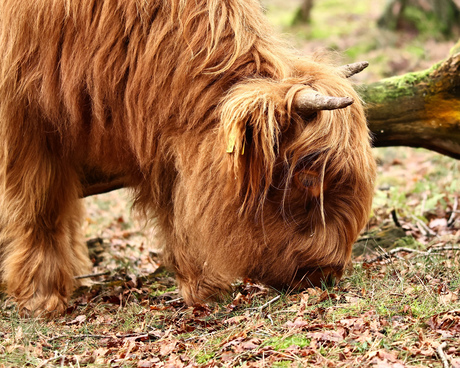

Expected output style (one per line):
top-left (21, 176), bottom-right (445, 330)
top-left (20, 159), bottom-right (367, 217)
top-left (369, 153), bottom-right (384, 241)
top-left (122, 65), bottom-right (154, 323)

top-left (220, 336), bottom-right (245, 350)
top-left (371, 360), bottom-right (407, 368)
top-left (318, 291), bottom-right (339, 303)
top-left (92, 347), bottom-right (110, 365)
top-left (438, 291), bottom-right (458, 305)
top-left (418, 348), bottom-right (435, 357)
top-left (306, 330), bottom-right (344, 343)
top-left (192, 304), bottom-right (212, 317)
top-left (220, 351), bottom-right (235, 362)
top-left (427, 309), bottom-right (460, 335)
top-left (164, 354), bottom-right (184, 368)
top-left (429, 218), bottom-right (447, 229)
top-left (377, 349), bottom-right (398, 362)
top-left (241, 338), bottom-right (261, 350)
top-left (402, 305), bottom-right (411, 314)
top-left (285, 317), bottom-right (309, 329)
top-left (67, 315), bottom-right (87, 325)
top-left (306, 287), bottom-right (321, 296)
top-left (14, 326), bottom-right (23, 342)
top-left (344, 295), bottom-right (362, 304)
top-left (137, 360), bottom-right (157, 368)
top-left (223, 315), bottom-right (247, 325)
top-left (160, 340), bottom-right (178, 356)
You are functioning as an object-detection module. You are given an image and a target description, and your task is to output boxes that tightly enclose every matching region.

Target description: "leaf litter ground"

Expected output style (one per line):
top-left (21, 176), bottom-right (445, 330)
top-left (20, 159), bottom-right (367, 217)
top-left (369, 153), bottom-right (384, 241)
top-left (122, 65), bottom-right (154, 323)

top-left (1, 147), bottom-right (458, 368)
top-left (1, 0), bottom-right (460, 366)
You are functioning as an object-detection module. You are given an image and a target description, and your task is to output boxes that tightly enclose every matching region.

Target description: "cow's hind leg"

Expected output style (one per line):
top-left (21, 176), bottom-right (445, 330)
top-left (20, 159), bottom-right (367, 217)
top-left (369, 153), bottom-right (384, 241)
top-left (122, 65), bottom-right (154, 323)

top-left (0, 148), bottom-right (91, 316)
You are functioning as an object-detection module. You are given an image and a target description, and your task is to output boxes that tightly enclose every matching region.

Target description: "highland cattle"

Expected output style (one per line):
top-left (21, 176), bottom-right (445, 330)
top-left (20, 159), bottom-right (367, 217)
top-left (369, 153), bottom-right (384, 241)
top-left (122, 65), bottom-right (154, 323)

top-left (0, 0), bottom-right (376, 315)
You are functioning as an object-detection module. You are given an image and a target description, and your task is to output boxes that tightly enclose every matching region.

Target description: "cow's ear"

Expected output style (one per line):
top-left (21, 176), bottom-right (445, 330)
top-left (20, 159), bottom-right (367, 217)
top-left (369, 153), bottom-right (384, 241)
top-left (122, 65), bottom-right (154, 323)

top-left (220, 79), bottom-right (284, 212)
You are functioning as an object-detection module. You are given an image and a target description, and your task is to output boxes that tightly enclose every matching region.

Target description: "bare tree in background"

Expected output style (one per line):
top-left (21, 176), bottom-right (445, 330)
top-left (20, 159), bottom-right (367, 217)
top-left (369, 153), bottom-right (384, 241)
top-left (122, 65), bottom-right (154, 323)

top-left (378, 0), bottom-right (460, 37)
top-left (292, 0), bottom-right (314, 25)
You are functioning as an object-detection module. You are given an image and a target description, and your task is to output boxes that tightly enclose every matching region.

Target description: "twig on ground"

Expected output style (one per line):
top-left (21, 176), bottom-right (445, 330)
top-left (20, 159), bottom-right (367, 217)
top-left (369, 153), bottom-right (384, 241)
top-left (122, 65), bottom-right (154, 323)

top-left (413, 245), bottom-right (460, 259)
top-left (74, 271), bottom-right (111, 280)
top-left (447, 196), bottom-right (458, 227)
top-left (420, 192), bottom-right (427, 217)
top-left (365, 247), bottom-right (425, 264)
top-left (165, 297), bottom-right (183, 305)
top-left (48, 334), bottom-right (111, 342)
top-left (48, 331), bottom-right (160, 343)
top-left (37, 354), bottom-right (65, 368)
top-left (376, 246), bottom-right (409, 264)
top-left (411, 215), bottom-right (437, 236)
top-left (270, 309), bottom-right (298, 315)
top-left (391, 208), bottom-right (402, 228)
top-left (363, 245), bottom-right (460, 264)
top-left (185, 330), bottom-right (220, 342)
top-left (115, 332), bottom-right (150, 339)
top-left (248, 295), bottom-right (281, 316)
top-left (258, 295), bottom-right (281, 311)
top-left (436, 342), bottom-right (450, 368)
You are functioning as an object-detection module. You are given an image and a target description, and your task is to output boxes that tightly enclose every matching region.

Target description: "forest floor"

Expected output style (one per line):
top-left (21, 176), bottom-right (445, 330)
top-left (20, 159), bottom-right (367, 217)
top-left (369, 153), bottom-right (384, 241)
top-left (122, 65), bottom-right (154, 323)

top-left (1, 0), bottom-right (459, 367)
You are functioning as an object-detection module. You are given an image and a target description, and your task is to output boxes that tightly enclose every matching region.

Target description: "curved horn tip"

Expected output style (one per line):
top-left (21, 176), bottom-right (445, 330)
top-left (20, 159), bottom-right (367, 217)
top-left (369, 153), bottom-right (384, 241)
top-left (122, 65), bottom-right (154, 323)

top-left (294, 92), bottom-right (354, 114)
top-left (339, 61), bottom-right (369, 78)
top-left (326, 96), bottom-right (354, 109)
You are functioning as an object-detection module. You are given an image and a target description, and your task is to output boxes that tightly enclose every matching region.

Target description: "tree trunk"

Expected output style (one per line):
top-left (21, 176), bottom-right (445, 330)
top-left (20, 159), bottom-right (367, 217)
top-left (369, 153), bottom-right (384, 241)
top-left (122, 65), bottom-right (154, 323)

top-left (359, 40), bottom-right (460, 159)
top-left (378, 0), bottom-right (460, 37)
top-left (292, 0), bottom-right (314, 25)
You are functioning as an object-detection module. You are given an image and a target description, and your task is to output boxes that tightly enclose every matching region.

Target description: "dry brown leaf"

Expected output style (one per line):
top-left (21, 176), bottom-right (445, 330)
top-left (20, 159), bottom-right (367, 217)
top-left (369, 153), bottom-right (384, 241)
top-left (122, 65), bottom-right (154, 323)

top-left (438, 291), bottom-right (458, 305)
top-left (164, 354), bottom-right (184, 368)
top-left (223, 315), bottom-right (247, 325)
top-left (137, 359), bottom-right (158, 368)
top-left (241, 338), bottom-right (261, 350)
top-left (429, 218), bottom-right (447, 229)
top-left (418, 348), bottom-right (435, 357)
top-left (306, 287), bottom-right (322, 296)
top-left (377, 349), bottom-right (398, 362)
top-left (14, 326), bottom-right (23, 342)
top-left (306, 330), bottom-right (344, 343)
top-left (285, 317), bottom-right (309, 329)
top-left (344, 295), bottom-right (362, 304)
top-left (221, 351), bottom-right (236, 362)
top-left (159, 340), bottom-right (178, 356)
top-left (92, 347), bottom-right (110, 365)
top-left (427, 309), bottom-right (460, 335)
top-left (371, 360), bottom-right (407, 368)
top-left (6, 344), bottom-right (25, 354)
top-left (318, 291), bottom-right (339, 303)
top-left (67, 314), bottom-right (87, 325)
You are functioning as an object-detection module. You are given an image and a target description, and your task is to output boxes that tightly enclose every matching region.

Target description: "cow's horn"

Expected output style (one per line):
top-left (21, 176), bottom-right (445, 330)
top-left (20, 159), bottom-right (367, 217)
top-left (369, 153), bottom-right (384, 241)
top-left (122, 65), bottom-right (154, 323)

top-left (338, 61), bottom-right (369, 78)
top-left (294, 90), bottom-right (353, 115)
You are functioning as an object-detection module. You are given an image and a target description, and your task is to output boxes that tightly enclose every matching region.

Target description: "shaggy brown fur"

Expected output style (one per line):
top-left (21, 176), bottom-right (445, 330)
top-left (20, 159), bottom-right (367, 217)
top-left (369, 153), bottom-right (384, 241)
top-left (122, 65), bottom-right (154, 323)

top-left (0, 0), bottom-right (376, 315)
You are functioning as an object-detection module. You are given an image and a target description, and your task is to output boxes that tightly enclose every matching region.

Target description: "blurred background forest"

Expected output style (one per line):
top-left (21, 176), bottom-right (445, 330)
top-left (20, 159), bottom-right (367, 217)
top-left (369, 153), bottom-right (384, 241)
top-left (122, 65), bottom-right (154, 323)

top-left (263, 0), bottom-right (459, 80)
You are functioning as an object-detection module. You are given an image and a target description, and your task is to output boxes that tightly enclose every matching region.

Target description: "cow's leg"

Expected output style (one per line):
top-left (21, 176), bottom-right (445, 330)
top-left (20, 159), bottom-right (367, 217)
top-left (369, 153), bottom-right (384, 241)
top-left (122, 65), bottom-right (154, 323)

top-left (0, 148), bottom-right (91, 316)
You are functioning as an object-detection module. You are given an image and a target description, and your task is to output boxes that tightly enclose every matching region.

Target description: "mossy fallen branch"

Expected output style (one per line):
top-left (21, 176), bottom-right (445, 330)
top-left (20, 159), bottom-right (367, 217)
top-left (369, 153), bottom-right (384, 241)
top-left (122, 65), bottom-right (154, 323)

top-left (360, 46), bottom-right (460, 159)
